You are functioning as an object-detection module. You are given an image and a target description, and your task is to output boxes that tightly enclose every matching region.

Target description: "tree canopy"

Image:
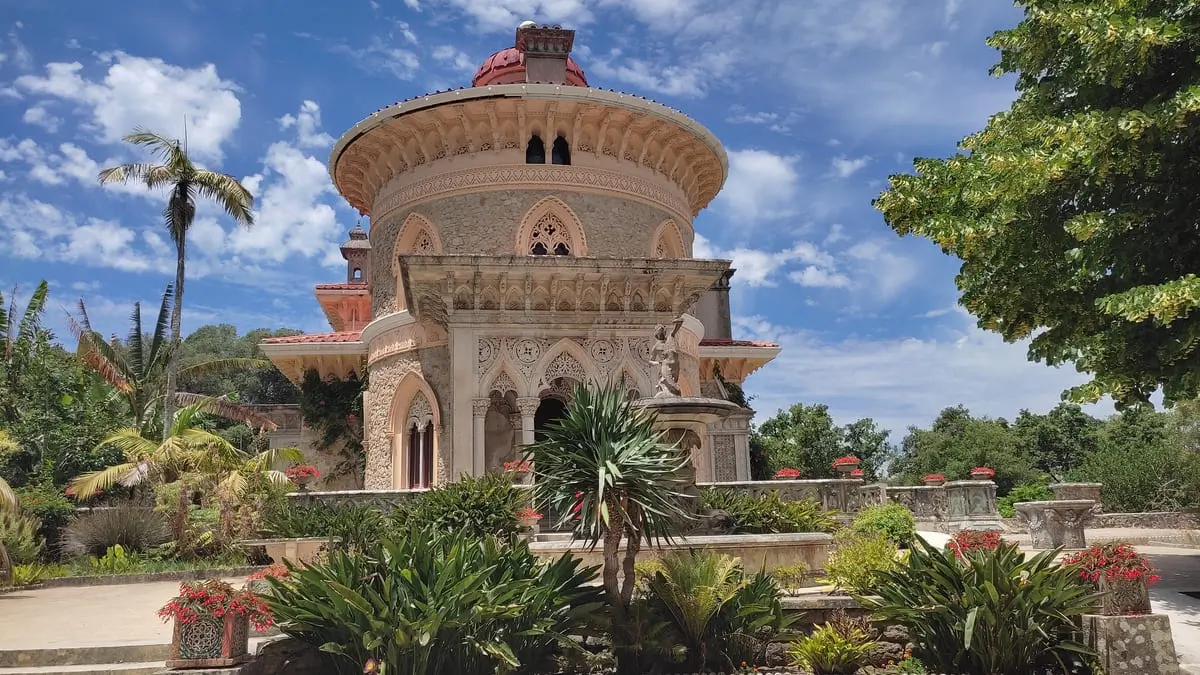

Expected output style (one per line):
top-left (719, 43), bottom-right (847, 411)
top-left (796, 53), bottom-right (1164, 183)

top-left (874, 1), bottom-right (1200, 407)
top-left (751, 403), bottom-right (892, 480)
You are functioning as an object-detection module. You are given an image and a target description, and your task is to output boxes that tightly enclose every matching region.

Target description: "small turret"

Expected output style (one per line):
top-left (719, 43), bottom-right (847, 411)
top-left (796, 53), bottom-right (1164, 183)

top-left (341, 223), bottom-right (371, 284)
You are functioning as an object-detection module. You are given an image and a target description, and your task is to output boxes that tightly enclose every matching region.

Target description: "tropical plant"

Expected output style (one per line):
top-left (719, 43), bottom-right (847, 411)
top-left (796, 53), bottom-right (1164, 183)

top-left (770, 561), bottom-right (809, 592)
top-left (790, 614), bottom-right (878, 675)
top-left (641, 549), bottom-right (793, 672)
top-left (702, 489), bottom-right (838, 534)
top-left (10, 561), bottom-right (67, 587)
top-left (0, 429), bottom-right (17, 511)
top-left (0, 510), bottom-right (43, 565)
top-left (298, 369), bottom-right (365, 483)
top-left (265, 528), bottom-right (604, 675)
top-left (159, 578), bottom-right (274, 632)
top-left (69, 287), bottom-right (273, 437)
top-left (61, 507), bottom-right (170, 558)
top-left (524, 383), bottom-right (692, 675)
top-left (997, 483), bottom-right (1055, 518)
top-left (261, 502), bottom-right (387, 553)
top-left (862, 539), bottom-right (1097, 675)
top-left (410, 471), bottom-right (523, 538)
top-left (99, 129), bottom-right (255, 439)
top-left (850, 503), bottom-right (916, 545)
top-left (823, 530), bottom-right (902, 595)
top-left (0, 281), bottom-right (49, 421)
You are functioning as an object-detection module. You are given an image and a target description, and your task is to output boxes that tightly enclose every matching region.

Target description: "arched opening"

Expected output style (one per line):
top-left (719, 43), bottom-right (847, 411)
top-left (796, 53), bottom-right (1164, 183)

top-left (405, 420), bottom-right (434, 489)
top-left (352, 267), bottom-right (362, 281)
top-left (534, 397), bottom-right (567, 442)
top-left (551, 136), bottom-right (570, 165)
top-left (526, 135), bottom-right (546, 164)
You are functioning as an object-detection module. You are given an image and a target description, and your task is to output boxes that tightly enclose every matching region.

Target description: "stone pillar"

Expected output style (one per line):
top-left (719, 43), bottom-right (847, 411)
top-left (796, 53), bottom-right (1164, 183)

top-left (471, 398), bottom-right (489, 475)
top-left (1015, 500), bottom-right (1095, 549)
top-left (1083, 614), bottom-right (1180, 675)
top-left (516, 397), bottom-right (540, 447)
top-left (944, 480), bottom-right (1002, 532)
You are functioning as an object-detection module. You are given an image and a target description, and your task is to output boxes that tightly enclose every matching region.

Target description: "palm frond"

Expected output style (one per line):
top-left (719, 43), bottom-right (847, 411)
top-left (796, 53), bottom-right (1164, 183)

top-left (68, 462), bottom-right (144, 501)
top-left (245, 445), bottom-right (305, 472)
top-left (15, 280), bottom-right (48, 344)
top-left (174, 392), bottom-right (279, 431)
top-left (193, 170), bottom-right (255, 226)
top-left (67, 306), bottom-right (133, 393)
top-left (148, 284), bottom-right (174, 367)
top-left (0, 476), bottom-right (15, 512)
top-left (98, 162), bottom-right (166, 186)
top-left (95, 428), bottom-right (158, 461)
top-left (177, 358), bottom-right (270, 379)
top-left (0, 288), bottom-right (10, 356)
top-left (126, 300), bottom-right (146, 379)
top-left (123, 128), bottom-right (194, 170)
top-left (164, 183), bottom-right (197, 245)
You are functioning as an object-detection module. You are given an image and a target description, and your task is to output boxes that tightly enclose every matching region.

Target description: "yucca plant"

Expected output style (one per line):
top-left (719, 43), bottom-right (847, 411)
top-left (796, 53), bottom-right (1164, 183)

top-left (523, 383), bottom-right (692, 675)
top-left (266, 527), bottom-right (604, 675)
top-left (861, 538), bottom-right (1098, 674)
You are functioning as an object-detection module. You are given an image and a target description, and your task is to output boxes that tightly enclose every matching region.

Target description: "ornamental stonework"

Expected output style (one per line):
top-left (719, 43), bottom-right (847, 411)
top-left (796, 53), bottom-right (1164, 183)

top-left (367, 322), bottom-right (448, 365)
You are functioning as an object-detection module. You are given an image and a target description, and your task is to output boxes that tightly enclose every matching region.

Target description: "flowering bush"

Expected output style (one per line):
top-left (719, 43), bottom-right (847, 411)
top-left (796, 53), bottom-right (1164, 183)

top-left (970, 466), bottom-right (995, 478)
top-left (831, 456), bottom-right (861, 468)
top-left (946, 529), bottom-right (1003, 559)
top-left (515, 507), bottom-right (543, 521)
top-left (849, 468), bottom-right (864, 478)
top-left (285, 464), bottom-right (320, 483)
top-left (1062, 542), bottom-right (1161, 585)
top-left (158, 579), bottom-right (274, 632)
top-left (922, 473), bottom-right (946, 483)
top-left (773, 467), bottom-right (802, 479)
top-left (246, 564), bottom-right (290, 582)
top-left (503, 460), bottom-right (533, 473)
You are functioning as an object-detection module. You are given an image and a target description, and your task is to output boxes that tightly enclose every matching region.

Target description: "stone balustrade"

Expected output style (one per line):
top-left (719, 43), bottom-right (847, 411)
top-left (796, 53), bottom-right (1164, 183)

top-left (1050, 482), bottom-right (1103, 512)
top-left (700, 479), bottom-right (868, 517)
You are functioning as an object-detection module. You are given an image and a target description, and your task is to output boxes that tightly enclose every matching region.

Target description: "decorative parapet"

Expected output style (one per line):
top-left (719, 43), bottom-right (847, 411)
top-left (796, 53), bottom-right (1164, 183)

top-left (700, 479), bottom-right (867, 516)
top-left (944, 479), bottom-right (1002, 532)
top-left (884, 485), bottom-right (948, 520)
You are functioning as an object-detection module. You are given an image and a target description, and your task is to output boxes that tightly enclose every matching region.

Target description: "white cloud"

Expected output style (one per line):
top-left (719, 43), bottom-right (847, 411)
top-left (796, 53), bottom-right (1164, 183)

top-left (588, 46), bottom-right (731, 98)
top-left (432, 45), bottom-right (476, 74)
top-left (846, 239), bottom-right (919, 302)
top-left (435, 0), bottom-right (593, 32)
top-left (830, 155), bottom-right (871, 178)
top-left (327, 37), bottom-right (420, 80)
top-left (789, 266), bottom-right (850, 288)
top-left (736, 310), bottom-right (1114, 437)
top-left (717, 149), bottom-right (800, 221)
top-left (696, 234), bottom-right (844, 289)
top-left (0, 138), bottom-right (152, 197)
top-left (14, 52), bottom-right (242, 162)
top-left (22, 103), bottom-right (60, 132)
top-left (395, 21), bottom-right (419, 45)
top-left (2, 25), bottom-right (32, 70)
top-left (278, 100), bottom-right (334, 149)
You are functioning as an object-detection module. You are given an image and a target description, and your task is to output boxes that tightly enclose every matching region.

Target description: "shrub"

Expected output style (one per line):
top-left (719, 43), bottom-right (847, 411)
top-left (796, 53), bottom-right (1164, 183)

top-left (863, 539), bottom-right (1097, 675)
top-left (61, 507), bottom-right (169, 558)
top-left (0, 511), bottom-right (44, 565)
top-left (997, 483), bottom-right (1054, 518)
top-left (265, 528), bottom-right (604, 675)
top-left (16, 483), bottom-right (75, 556)
top-left (639, 549), bottom-right (794, 672)
top-left (851, 504), bottom-right (916, 545)
top-left (11, 562), bottom-right (67, 587)
top-left (771, 561), bottom-right (810, 591)
top-left (946, 529), bottom-right (1003, 559)
top-left (790, 613), bottom-right (877, 675)
top-left (823, 530), bottom-right (901, 594)
top-left (261, 502), bottom-right (388, 553)
top-left (410, 472), bottom-right (523, 538)
top-left (701, 489), bottom-right (839, 534)
top-left (89, 544), bottom-right (142, 574)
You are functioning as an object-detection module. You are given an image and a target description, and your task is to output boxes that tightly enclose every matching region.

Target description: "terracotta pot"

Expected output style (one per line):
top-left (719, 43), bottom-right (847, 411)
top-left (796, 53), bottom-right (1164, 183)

top-left (970, 471), bottom-right (994, 480)
top-left (924, 478), bottom-right (945, 487)
top-left (166, 613), bottom-right (250, 668)
top-left (1098, 575), bottom-right (1151, 616)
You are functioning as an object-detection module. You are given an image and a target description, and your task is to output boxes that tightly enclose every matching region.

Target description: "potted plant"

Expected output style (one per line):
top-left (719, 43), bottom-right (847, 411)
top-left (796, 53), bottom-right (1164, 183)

top-left (849, 468), bottom-right (864, 479)
top-left (1062, 542), bottom-right (1160, 615)
top-left (158, 579), bottom-right (273, 668)
top-left (970, 466), bottom-right (995, 480)
top-left (773, 467), bottom-right (801, 480)
top-left (831, 456), bottom-right (861, 475)
top-left (285, 464), bottom-right (320, 491)
top-left (503, 460), bottom-right (533, 479)
top-left (244, 563), bottom-right (290, 596)
top-left (516, 507), bottom-right (543, 531)
top-left (923, 473), bottom-right (946, 486)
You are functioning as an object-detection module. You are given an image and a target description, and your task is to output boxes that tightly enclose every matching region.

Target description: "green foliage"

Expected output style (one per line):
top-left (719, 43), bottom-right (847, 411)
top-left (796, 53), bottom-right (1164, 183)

top-left (850, 504), bottom-right (916, 545)
top-left (406, 471), bottom-right (522, 538)
top-left (789, 616), bottom-right (877, 675)
top-left (863, 540), bottom-right (1097, 675)
top-left (770, 561), bottom-right (810, 591)
top-left (753, 403), bottom-right (891, 480)
top-left (1013, 404), bottom-right (1101, 480)
top-left (266, 528), bottom-right (604, 675)
top-left (89, 544), bottom-right (140, 574)
top-left (177, 324), bottom-right (300, 405)
top-left (638, 549), bottom-right (794, 673)
top-left (0, 510), bottom-right (44, 565)
top-left (61, 507), bottom-right (169, 558)
top-left (892, 406), bottom-right (1040, 495)
top-left (823, 530), bottom-right (902, 595)
top-left (874, 1), bottom-right (1200, 407)
top-left (261, 502), bottom-right (387, 553)
top-left (701, 489), bottom-right (839, 534)
top-left (997, 483), bottom-right (1055, 518)
top-left (10, 562), bottom-right (67, 587)
top-left (15, 482), bottom-right (75, 555)
top-left (298, 370), bottom-right (365, 484)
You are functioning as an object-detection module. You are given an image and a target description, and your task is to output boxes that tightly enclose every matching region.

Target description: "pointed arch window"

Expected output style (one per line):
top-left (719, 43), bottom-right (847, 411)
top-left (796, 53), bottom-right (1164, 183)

top-left (526, 135), bottom-right (546, 164)
top-left (405, 392), bottom-right (435, 489)
top-left (529, 212), bottom-right (572, 256)
top-left (551, 136), bottom-right (570, 165)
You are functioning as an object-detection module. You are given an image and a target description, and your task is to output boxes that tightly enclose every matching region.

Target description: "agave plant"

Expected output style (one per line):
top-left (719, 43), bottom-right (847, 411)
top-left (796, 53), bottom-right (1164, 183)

top-left (523, 383), bottom-right (692, 674)
top-left (861, 538), bottom-right (1098, 674)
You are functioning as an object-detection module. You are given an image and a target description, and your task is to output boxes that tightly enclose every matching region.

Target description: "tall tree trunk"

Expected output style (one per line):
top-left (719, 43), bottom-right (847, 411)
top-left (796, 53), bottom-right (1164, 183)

top-left (161, 238), bottom-right (185, 440)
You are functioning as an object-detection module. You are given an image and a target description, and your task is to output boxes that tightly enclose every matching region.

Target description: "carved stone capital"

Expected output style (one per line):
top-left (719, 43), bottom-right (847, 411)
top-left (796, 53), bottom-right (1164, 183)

top-left (516, 396), bottom-right (541, 417)
top-left (472, 397), bottom-right (491, 418)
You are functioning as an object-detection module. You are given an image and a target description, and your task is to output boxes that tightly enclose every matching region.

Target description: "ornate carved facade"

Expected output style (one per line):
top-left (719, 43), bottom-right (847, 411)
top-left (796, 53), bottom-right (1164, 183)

top-left (261, 23), bottom-right (781, 490)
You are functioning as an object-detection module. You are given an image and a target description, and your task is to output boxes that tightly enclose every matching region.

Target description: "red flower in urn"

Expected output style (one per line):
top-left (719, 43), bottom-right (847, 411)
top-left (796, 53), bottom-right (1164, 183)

top-left (285, 464), bottom-right (320, 484)
top-left (970, 466), bottom-right (995, 479)
top-left (946, 529), bottom-right (1003, 559)
top-left (773, 467), bottom-right (802, 479)
top-left (503, 460), bottom-right (533, 473)
top-left (849, 468), bottom-right (864, 478)
top-left (158, 579), bottom-right (274, 633)
top-left (1062, 543), bottom-right (1161, 586)
top-left (831, 456), bottom-right (861, 474)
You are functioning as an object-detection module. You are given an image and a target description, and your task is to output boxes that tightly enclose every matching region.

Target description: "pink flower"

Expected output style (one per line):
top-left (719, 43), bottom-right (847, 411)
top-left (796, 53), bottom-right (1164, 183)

top-left (970, 466), bottom-right (995, 477)
top-left (773, 467), bottom-right (801, 479)
top-left (831, 456), bottom-right (861, 468)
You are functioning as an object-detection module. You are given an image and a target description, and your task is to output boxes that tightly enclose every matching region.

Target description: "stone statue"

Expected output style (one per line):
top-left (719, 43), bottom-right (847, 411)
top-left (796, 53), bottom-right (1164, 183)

top-left (650, 319), bottom-right (683, 398)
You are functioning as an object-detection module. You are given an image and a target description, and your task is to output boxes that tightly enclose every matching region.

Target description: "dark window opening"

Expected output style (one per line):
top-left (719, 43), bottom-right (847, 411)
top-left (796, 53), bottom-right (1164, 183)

top-left (531, 242), bottom-right (548, 255)
top-left (551, 136), bottom-right (570, 165)
top-left (526, 135), bottom-right (546, 164)
top-left (552, 242), bottom-right (570, 255)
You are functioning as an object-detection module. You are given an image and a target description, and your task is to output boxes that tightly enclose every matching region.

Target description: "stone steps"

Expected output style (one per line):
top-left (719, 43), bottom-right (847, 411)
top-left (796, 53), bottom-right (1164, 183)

top-left (0, 661), bottom-right (165, 675)
top-left (0, 639), bottom-right (271, 675)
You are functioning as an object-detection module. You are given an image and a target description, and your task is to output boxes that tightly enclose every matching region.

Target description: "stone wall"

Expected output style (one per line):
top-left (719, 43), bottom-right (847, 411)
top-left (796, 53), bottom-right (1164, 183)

top-left (362, 346), bottom-right (452, 490)
top-left (254, 404), bottom-right (359, 490)
top-left (701, 479), bottom-right (870, 515)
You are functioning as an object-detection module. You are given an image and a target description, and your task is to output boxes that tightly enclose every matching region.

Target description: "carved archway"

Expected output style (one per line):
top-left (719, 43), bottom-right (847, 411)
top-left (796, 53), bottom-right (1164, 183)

top-left (387, 372), bottom-right (441, 489)
top-left (516, 196), bottom-right (588, 257)
top-left (532, 339), bottom-right (599, 393)
top-left (650, 219), bottom-right (686, 259)
top-left (395, 213), bottom-right (443, 257)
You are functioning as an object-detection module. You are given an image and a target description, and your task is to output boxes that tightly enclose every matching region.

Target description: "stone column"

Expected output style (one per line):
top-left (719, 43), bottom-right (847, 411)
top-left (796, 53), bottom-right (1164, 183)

top-left (472, 398), bottom-right (490, 475)
top-left (516, 397), bottom-right (540, 447)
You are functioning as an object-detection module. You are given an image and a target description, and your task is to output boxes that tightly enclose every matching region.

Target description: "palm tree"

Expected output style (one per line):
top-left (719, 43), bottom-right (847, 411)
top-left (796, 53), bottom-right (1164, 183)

top-left (0, 429), bottom-right (17, 511)
top-left (524, 384), bottom-right (692, 675)
top-left (99, 129), bottom-right (255, 440)
top-left (1, 281), bottom-right (49, 421)
top-left (69, 285), bottom-right (273, 437)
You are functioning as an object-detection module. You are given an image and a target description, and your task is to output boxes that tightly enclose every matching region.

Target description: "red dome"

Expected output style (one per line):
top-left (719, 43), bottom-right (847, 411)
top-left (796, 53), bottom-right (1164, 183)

top-left (472, 47), bottom-right (588, 87)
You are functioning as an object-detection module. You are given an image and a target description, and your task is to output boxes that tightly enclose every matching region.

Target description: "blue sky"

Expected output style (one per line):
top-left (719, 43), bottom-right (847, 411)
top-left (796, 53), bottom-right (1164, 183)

top-left (0, 0), bottom-right (1116, 436)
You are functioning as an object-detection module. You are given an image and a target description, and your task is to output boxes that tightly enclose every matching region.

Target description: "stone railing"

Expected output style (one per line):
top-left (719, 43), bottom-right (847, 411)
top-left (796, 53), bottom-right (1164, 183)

top-left (700, 479), bottom-right (869, 517)
top-left (287, 488), bottom-right (429, 510)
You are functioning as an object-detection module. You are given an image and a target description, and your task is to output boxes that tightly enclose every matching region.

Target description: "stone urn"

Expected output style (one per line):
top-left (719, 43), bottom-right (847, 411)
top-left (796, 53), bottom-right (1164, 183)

top-left (240, 537), bottom-right (337, 567)
top-left (923, 474), bottom-right (946, 487)
top-left (1098, 575), bottom-right (1152, 616)
top-left (832, 456), bottom-right (861, 475)
top-left (166, 614), bottom-right (250, 668)
top-left (970, 467), bottom-right (995, 481)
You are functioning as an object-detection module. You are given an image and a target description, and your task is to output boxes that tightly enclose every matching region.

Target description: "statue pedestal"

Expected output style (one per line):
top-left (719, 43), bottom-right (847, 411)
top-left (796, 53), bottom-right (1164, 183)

top-left (634, 396), bottom-right (739, 486)
top-left (1014, 499), bottom-right (1095, 549)
top-left (1082, 613), bottom-right (1179, 675)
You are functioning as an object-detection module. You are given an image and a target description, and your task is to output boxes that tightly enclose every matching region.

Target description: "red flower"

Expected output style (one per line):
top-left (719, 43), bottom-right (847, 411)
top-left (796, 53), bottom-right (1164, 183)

top-left (773, 467), bottom-right (802, 479)
top-left (923, 473), bottom-right (946, 482)
top-left (246, 564), bottom-right (289, 582)
top-left (970, 466), bottom-right (995, 477)
top-left (503, 460), bottom-right (533, 473)
top-left (1062, 543), bottom-right (1160, 588)
top-left (285, 464), bottom-right (321, 482)
top-left (831, 456), bottom-right (861, 468)
top-left (158, 579), bottom-right (275, 632)
top-left (946, 529), bottom-right (1003, 559)
top-left (516, 507), bottom-right (543, 520)
top-left (849, 468), bottom-right (864, 477)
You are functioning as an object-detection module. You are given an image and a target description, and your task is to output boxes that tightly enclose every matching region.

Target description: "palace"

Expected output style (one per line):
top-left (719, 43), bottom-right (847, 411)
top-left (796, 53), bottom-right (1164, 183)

top-left (261, 23), bottom-right (779, 490)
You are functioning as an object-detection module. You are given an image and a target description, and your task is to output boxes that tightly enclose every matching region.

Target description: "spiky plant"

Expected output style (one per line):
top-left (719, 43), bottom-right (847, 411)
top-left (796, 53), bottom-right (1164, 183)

top-left (99, 129), bottom-right (254, 439)
top-left (523, 383), bottom-right (692, 675)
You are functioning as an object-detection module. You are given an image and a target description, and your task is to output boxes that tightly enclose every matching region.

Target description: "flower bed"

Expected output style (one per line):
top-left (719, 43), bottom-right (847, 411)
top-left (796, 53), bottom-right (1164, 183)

top-left (1062, 542), bottom-right (1159, 615)
top-left (773, 467), bottom-right (802, 480)
top-left (946, 529), bottom-right (1002, 559)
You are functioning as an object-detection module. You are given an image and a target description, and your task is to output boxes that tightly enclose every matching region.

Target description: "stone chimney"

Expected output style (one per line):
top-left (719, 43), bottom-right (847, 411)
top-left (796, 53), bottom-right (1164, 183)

top-left (516, 23), bottom-right (576, 85)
